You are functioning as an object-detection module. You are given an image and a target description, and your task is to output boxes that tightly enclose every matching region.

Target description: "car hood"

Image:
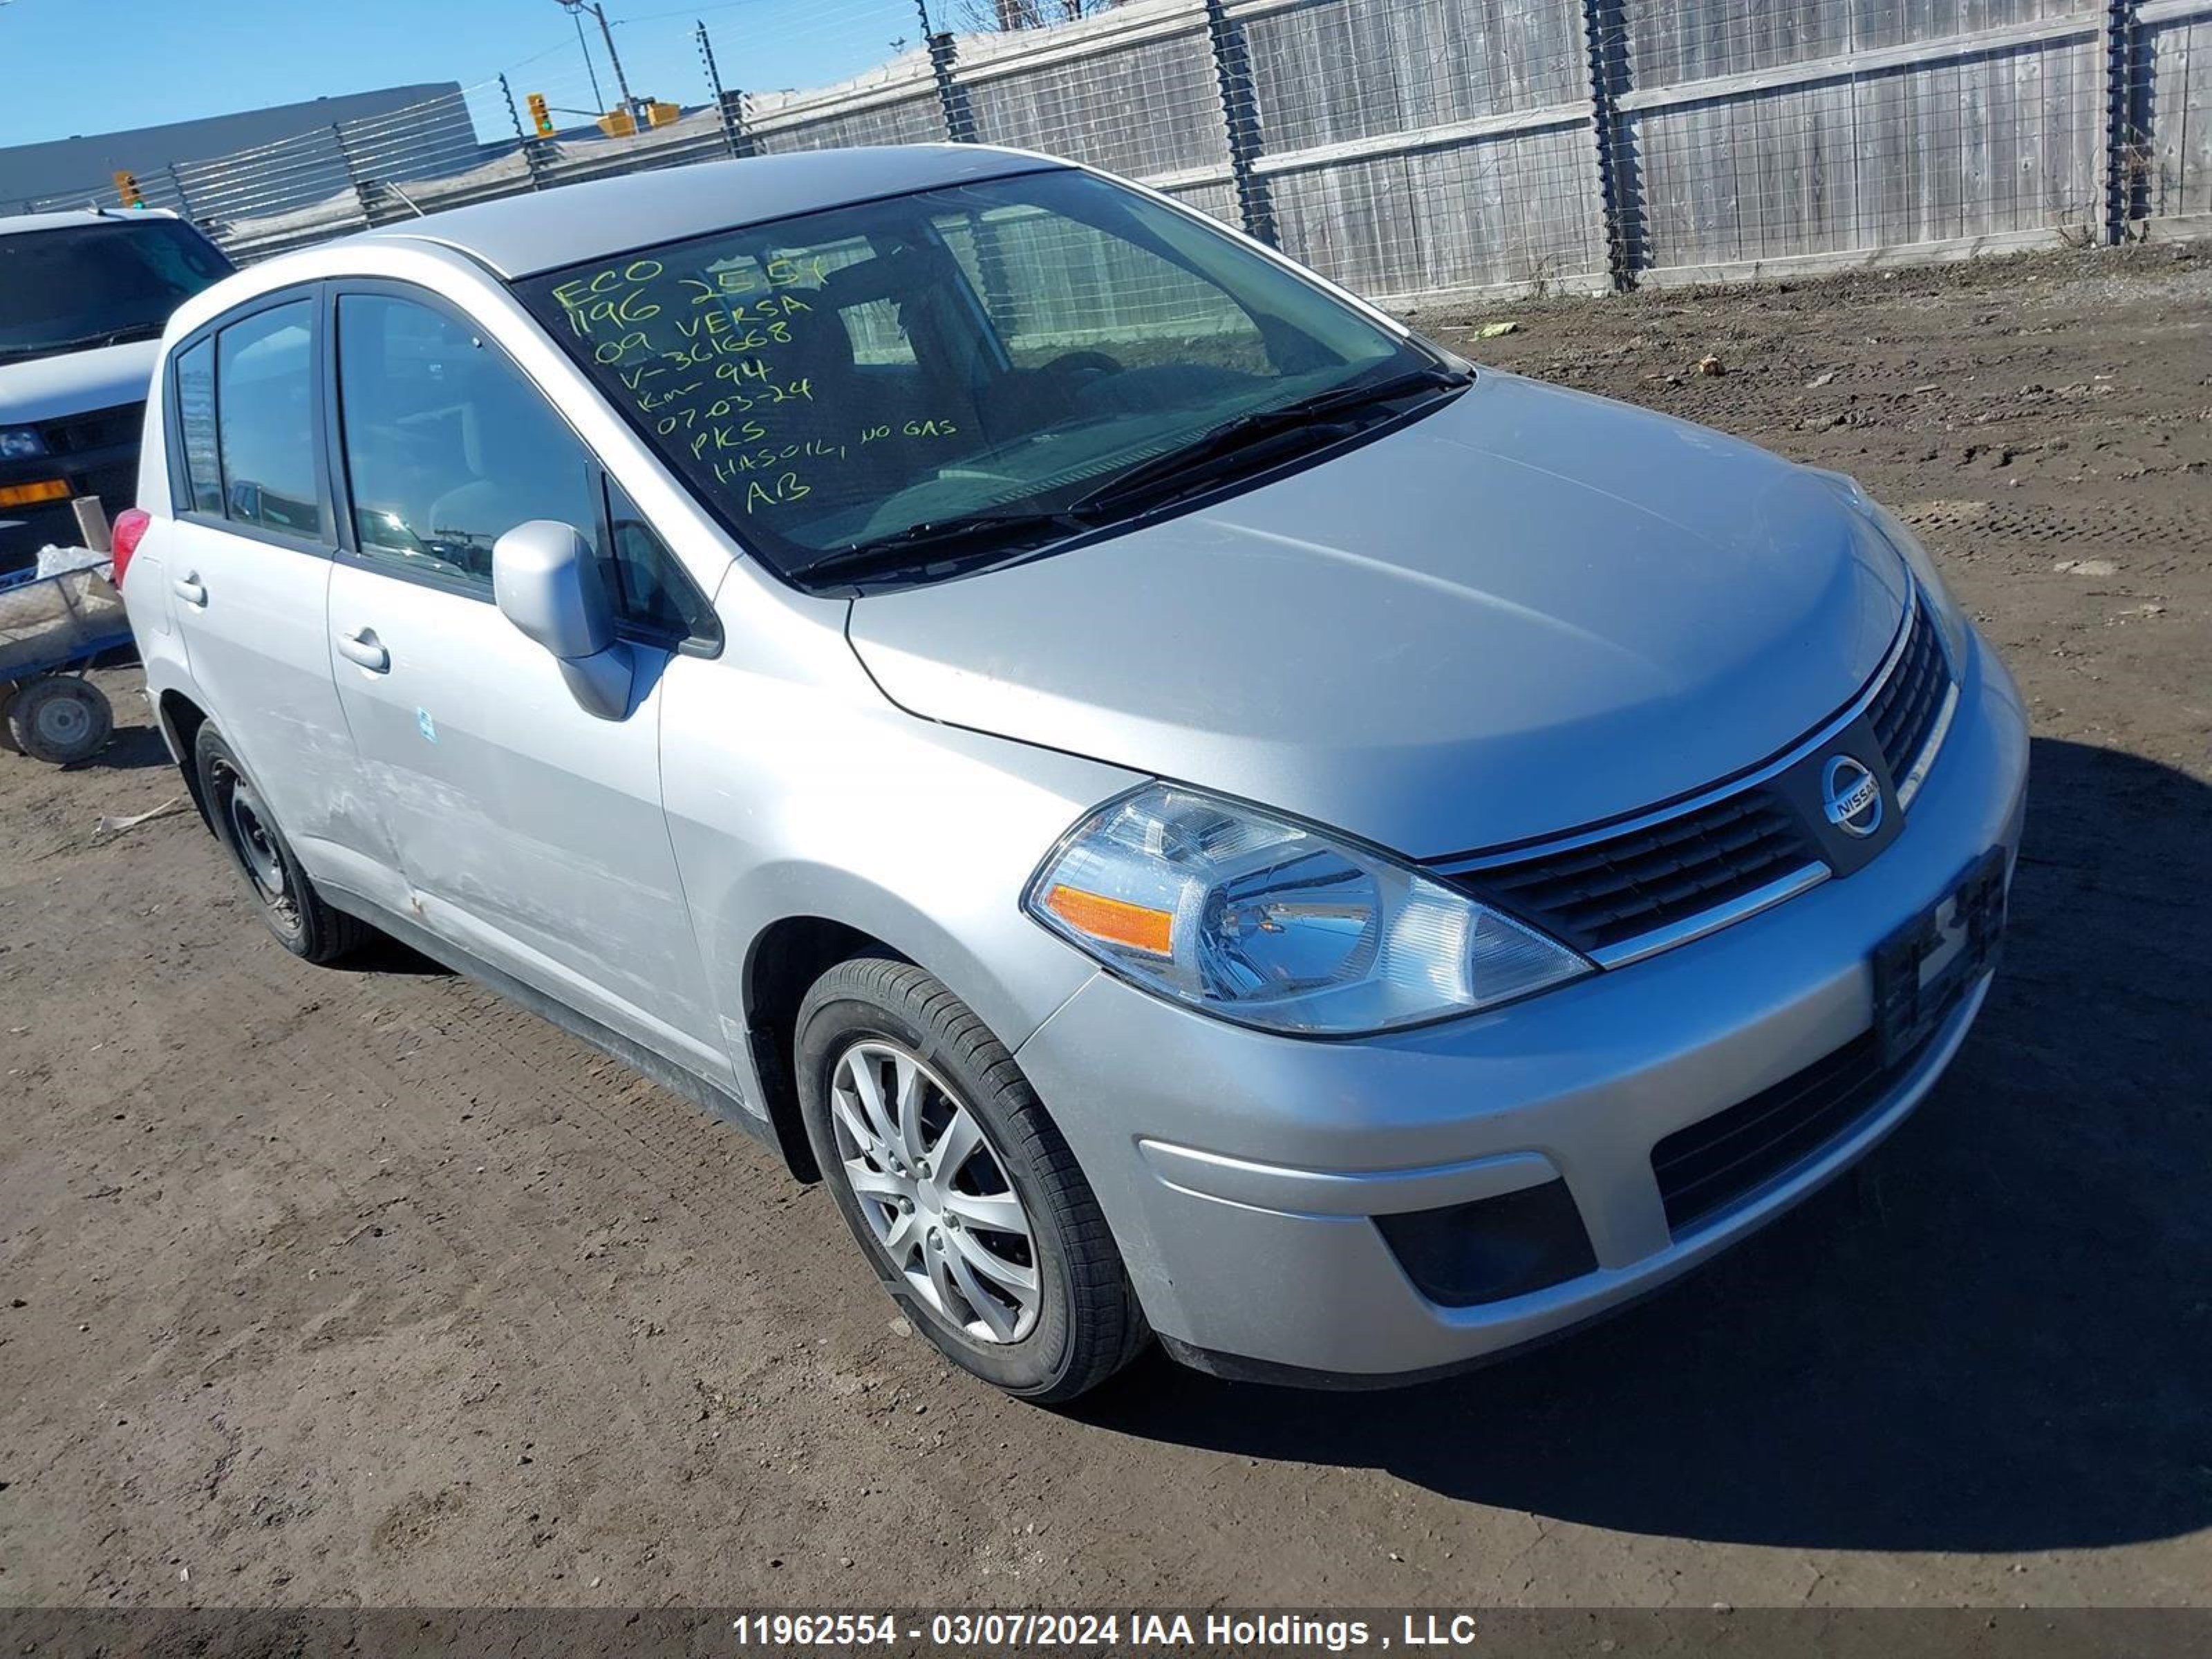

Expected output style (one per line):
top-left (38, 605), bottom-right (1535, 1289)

top-left (0, 339), bottom-right (160, 424)
top-left (846, 371), bottom-right (1910, 859)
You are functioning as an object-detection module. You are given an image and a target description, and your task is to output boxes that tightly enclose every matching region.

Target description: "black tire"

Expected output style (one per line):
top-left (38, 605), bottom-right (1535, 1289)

top-left (193, 722), bottom-right (373, 965)
top-left (796, 956), bottom-right (1147, 1403)
top-left (8, 676), bottom-right (112, 765)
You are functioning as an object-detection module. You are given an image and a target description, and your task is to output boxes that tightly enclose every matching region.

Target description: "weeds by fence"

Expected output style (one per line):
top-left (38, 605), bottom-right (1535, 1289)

top-left (21, 0), bottom-right (2212, 306)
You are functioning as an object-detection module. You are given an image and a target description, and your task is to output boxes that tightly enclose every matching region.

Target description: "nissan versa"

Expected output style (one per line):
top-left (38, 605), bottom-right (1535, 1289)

top-left (113, 147), bottom-right (2026, 1400)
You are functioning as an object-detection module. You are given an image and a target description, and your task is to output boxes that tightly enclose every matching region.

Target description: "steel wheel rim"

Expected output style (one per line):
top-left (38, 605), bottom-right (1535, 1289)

top-left (830, 1038), bottom-right (1041, 1344)
top-left (223, 773), bottom-right (292, 912)
top-left (34, 692), bottom-right (92, 749)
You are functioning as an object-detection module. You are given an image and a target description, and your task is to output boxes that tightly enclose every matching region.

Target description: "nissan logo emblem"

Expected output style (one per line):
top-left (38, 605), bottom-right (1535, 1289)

top-left (1822, 755), bottom-right (1884, 838)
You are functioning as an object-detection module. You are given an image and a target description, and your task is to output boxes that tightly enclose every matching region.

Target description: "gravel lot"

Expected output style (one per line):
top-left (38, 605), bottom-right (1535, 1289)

top-left (2, 244), bottom-right (2207, 1613)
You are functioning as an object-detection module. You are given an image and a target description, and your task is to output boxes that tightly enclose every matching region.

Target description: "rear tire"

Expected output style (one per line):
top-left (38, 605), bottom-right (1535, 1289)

top-left (8, 676), bottom-right (112, 765)
top-left (193, 722), bottom-right (372, 965)
top-left (796, 956), bottom-right (1147, 1403)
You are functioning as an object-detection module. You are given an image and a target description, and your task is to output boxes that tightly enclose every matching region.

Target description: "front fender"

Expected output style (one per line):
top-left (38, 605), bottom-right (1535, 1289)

top-left (658, 608), bottom-right (1141, 1123)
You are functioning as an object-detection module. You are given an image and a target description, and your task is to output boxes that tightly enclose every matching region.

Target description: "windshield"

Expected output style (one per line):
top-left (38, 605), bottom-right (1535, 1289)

top-left (0, 218), bottom-right (234, 364)
top-left (516, 168), bottom-right (1449, 587)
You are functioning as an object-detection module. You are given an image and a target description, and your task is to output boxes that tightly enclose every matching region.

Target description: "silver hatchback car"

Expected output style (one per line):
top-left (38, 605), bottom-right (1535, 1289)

top-left (114, 146), bottom-right (2026, 1400)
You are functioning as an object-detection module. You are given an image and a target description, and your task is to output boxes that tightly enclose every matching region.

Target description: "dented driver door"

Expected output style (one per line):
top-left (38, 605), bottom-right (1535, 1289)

top-left (321, 282), bottom-right (731, 1087)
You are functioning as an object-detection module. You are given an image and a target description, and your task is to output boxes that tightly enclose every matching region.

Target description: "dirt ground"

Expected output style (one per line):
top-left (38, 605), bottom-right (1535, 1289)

top-left (2, 244), bottom-right (2207, 1615)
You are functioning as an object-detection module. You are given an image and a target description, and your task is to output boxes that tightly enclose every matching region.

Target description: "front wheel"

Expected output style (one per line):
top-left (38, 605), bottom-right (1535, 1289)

top-left (796, 957), bottom-right (1147, 1403)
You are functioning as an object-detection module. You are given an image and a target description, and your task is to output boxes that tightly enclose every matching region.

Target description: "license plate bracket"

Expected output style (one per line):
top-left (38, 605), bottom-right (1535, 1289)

top-left (1871, 846), bottom-right (2008, 1067)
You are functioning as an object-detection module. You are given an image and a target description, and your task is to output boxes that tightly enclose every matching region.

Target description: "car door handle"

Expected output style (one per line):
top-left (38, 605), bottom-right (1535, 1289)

top-left (172, 574), bottom-right (207, 608)
top-left (335, 626), bottom-right (390, 673)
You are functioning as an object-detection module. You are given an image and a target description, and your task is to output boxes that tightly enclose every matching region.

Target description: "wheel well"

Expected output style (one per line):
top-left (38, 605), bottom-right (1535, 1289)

top-left (744, 917), bottom-right (901, 1183)
top-left (157, 691), bottom-right (216, 832)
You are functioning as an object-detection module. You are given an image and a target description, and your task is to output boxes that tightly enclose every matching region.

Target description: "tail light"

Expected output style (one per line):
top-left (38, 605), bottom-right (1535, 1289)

top-left (109, 508), bottom-right (151, 588)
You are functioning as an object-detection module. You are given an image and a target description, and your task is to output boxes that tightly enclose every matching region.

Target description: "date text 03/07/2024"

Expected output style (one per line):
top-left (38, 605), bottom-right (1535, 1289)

top-left (728, 1612), bottom-right (1499, 1649)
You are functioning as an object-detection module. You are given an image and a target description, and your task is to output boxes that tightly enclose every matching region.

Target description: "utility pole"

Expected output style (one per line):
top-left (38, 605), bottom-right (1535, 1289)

top-left (557, 0), bottom-right (635, 117)
top-left (568, 3), bottom-right (606, 112)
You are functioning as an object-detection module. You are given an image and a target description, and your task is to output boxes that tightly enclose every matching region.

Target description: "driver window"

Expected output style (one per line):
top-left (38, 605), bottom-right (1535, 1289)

top-left (335, 293), bottom-right (597, 597)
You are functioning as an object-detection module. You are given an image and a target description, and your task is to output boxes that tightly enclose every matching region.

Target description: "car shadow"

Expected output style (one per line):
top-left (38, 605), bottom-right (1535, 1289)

top-left (76, 724), bottom-right (174, 772)
top-left (334, 933), bottom-right (453, 977)
top-left (1077, 736), bottom-right (2212, 1554)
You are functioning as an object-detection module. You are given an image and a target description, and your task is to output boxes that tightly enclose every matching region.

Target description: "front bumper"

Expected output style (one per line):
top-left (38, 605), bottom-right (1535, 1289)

top-left (1014, 632), bottom-right (2030, 1382)
top-left (1, 435), bottom-right (142, 577)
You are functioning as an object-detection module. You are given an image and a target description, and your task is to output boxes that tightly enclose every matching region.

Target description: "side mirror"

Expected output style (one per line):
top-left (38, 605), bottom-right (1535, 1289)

top-left (491, 519), bottom-right (632, 720)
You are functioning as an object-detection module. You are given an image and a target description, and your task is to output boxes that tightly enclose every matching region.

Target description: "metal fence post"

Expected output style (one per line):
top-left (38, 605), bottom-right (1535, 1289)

top-left (501, 75), bottom-right (554, 191)
top-left (2103, 0), bottom-right (2144, 244)
top-left (329, 122), bottom-right (382, 227)
top-left (1201, 0), bottom-right (1275, 246)
top-left (915, 1), bottom-right (975, 144)
top-left (1580, 0), bottom-right (1637, 290)
top-left (164, 163), bottom-right (199, 224)
top-left (697, 21), bottom-right (758, 158)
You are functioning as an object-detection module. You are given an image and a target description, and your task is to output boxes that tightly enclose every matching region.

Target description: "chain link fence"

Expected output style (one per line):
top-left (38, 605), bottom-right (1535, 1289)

top-left (19, 0), bottom-right (2212, 305)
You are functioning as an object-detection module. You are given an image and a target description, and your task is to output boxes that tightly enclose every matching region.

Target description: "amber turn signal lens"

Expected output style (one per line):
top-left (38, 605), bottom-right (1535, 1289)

top-left (0, 479), bottom-right (70, 509)
top-left (1042, 885), bottom-right (1174, 957)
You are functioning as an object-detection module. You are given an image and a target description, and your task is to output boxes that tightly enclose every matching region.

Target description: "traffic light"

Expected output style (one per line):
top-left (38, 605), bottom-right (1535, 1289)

top-left (112, 169), bottom-right (142, 208)
top-left (527, 93), bottom-right (554, 138)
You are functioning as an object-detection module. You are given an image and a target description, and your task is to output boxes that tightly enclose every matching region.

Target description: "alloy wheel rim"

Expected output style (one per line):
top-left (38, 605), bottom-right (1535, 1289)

top-left (830, 1038), bottom-right (1041, 1344)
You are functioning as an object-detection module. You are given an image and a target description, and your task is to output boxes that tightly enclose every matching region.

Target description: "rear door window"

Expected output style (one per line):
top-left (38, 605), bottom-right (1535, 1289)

top-left (212, 301), bottom-right (321, 538)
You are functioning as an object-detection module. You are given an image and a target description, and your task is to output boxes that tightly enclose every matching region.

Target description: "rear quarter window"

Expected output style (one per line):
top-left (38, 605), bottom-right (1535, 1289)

top-left (171, 337), bottom-right (222, 516)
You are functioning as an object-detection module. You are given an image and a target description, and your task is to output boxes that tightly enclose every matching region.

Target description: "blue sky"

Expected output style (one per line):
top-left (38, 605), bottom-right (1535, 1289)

top-left (0, 0), bottom-right (929, 149)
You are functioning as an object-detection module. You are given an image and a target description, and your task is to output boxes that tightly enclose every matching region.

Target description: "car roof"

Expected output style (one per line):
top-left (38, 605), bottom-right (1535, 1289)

top-left (350, 144), bottom-right (1067, 279)
top-left (0, 207), bottom-right (184, 236)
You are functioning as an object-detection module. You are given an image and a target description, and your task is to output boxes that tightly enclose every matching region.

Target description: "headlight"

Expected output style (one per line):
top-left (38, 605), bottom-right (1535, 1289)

top-left (1024, 784), bottom-right (1591, 1035)
top-left (0, 426), bottom-right (48, 461)
top-left (1816, 469), bottom-right (1970, 668)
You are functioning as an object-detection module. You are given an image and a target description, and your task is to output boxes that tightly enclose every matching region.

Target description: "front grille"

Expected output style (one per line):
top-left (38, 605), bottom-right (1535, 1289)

top-left (1438, 594), bottom-right (1951, 962)
top-left (40, 402), bottom-right (144, 458)
top-left (1652, 1027), bottom-right (1924, 1235)
top-left (1868, 599), bottom-right (1950, 783)
top-left (1459, 790), bottom-right (1817, 955)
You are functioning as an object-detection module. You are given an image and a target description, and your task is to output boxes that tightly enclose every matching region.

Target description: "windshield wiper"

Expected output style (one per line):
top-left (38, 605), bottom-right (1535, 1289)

top-left (0, 321), bottom-right (167, 359)
top-left (784, 364), bottom-right (1467, 587)
top-left (789, 507), bottom-right (1098, 584)
top-left (1070, 363), bottom-right (1470, 519)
